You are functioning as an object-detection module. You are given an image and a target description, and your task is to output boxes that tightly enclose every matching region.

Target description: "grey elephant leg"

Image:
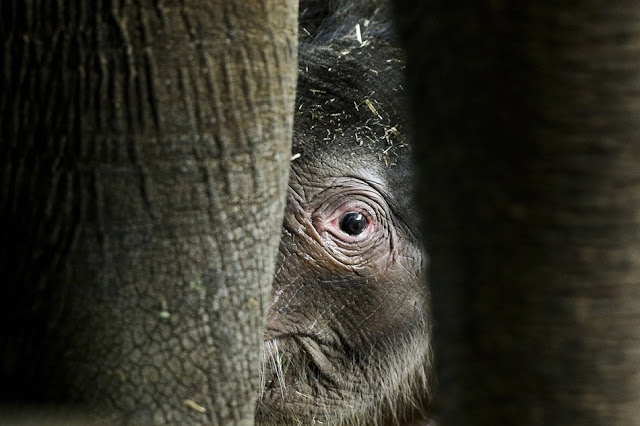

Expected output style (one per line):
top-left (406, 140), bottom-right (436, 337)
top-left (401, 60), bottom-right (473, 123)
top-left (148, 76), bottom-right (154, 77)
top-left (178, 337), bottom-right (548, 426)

top-left (394, 1), bottom-right (640, 424)
top-left (1, 1), bottom-right (298, 423)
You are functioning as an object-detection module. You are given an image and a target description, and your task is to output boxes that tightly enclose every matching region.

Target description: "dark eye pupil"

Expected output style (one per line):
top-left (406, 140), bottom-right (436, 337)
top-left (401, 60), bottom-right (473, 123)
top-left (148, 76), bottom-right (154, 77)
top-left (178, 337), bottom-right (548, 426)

top-left (339, 212), bottom-right (367, 235)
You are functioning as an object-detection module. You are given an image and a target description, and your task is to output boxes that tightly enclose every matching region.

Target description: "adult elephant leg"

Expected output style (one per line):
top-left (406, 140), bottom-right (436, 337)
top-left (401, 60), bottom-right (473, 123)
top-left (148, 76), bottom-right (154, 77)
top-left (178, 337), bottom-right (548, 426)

top-left (0, 0), bottom-right (298, 424)
top-left (394, 1), bottom-right (640, 424)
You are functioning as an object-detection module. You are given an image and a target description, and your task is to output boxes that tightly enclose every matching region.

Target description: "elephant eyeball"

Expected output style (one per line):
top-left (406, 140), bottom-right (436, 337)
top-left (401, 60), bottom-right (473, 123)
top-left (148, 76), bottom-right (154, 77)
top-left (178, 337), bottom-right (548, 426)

top-left (339, 212), bottom-right (368, 235)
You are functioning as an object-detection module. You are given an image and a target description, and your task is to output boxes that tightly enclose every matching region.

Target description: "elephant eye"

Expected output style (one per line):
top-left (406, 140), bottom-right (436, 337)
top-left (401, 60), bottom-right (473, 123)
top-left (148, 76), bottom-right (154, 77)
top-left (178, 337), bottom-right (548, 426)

top-left (339, 212), bottom-right (368, 235)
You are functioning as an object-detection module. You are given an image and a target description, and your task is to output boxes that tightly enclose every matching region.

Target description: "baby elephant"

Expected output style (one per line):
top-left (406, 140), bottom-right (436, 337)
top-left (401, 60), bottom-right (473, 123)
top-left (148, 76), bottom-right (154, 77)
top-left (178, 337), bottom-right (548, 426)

top-left (256, 3), bottom-right (433, 425)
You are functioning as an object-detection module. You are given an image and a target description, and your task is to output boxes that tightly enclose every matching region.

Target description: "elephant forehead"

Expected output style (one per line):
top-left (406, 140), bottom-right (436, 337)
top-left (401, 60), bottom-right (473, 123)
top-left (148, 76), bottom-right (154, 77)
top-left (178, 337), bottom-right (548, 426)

top-left (293, 38), bottom-right (407, 157)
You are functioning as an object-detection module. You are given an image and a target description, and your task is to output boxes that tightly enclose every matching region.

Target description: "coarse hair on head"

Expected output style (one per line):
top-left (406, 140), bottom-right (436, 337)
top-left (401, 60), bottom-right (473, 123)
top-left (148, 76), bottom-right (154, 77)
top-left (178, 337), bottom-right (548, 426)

top-left (298, 0), bottom-right (394, 45)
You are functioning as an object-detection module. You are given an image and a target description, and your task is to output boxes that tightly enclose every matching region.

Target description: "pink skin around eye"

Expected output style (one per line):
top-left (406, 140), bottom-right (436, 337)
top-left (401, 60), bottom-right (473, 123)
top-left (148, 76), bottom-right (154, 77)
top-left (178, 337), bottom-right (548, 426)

top-left (313, 207), bottom-right (374, 241)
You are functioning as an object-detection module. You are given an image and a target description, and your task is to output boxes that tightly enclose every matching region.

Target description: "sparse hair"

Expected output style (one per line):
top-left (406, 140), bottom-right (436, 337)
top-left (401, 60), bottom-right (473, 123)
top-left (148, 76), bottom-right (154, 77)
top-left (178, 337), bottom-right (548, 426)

top-left (299, 0), bottom-right (394, 45)
top-left (257, 317), bottom-right (433, 425)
